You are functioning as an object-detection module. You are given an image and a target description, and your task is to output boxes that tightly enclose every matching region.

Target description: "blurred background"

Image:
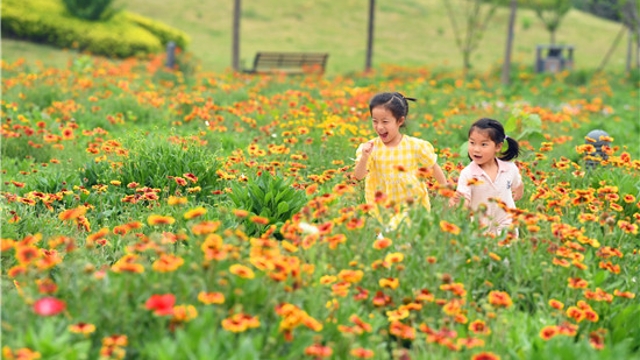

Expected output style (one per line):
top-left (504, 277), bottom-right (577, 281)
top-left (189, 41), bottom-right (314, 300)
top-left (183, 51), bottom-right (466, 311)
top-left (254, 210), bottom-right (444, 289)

top-left (1, 0), bottom-right (638, 75)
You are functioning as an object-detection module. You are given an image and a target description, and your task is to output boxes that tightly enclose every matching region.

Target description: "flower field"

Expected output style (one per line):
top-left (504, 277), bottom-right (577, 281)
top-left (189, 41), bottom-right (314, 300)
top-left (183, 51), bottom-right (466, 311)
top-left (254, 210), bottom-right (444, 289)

top-left (1, 56), bottom-right (639, 360)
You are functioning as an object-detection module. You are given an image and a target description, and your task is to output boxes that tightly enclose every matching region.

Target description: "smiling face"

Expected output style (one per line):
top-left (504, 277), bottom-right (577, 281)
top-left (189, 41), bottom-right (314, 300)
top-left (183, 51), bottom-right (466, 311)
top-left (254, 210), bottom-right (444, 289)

top-left (468, 128), bottom-right (502, 168)
top-left (371, 106), bottom-right (404, 147)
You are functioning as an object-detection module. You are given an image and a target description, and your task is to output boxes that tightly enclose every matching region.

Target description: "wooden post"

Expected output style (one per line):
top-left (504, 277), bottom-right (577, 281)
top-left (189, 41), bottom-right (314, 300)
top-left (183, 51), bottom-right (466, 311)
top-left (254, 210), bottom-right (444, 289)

top-left (501, 0), bottom-right (517, 85)
top-left (365, 0), bottom-right (375, 72)
top-left (232, 0), bottom-right (241, 71)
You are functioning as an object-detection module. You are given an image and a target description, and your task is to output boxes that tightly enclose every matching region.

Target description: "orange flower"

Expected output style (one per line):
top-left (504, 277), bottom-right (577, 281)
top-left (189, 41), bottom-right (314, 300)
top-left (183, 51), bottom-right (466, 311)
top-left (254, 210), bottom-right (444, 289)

top-left (183, 173), bottom-right (198, 183)
top-left (468, 320), bottom-right (491, 335)
top-left (229, 264), bottom-right (255, 279)
top-left (379, 277), bottom-right (399, 289)
top-left (372, 237), bottom-right (392, 250)
top-left (567, 277), bottom-right (588, 289)
top-left (184, 207), bottom-right (207, 220)
top-left (191, 220), bottom-right (221, 235)
top-left (147, 214), bottom-right (176, 226)
top-left (457, 337), bottom-right (485, 349)
top-left (172, 304), bottom-right (198, 323)
top-left (69, 322), bottom-right (96, 335)
top-left (250, 215), bottom-right (270, 225)
top-left (617, 220), bottom-right (638, 234)
top-left (565, 306), bottom-right (585, 322)
top-left (487, 291), bottom-right (512, 308)
top-left (167, 196), bottom-right (188, 205)
top-left (539, 325), bottom-right (559, 340)
top-left (439, 220), bottom-right (461, 235)
top-left (152, 254), bottom-right (184, 272)
top-left (471, 351), bottom-right (500, 360)
top-left (548, 299), bottom-right (564, 310)
top-left (15, 245), bottom-right (40, 265)
top-left (350, 348), bottom-right (374, 359)
top-left (613, 289), bottom-right (635, 299)
top-left (304, 344), bottom-right (333, 358)
top-left (58, 206), bottom-right (87, 221)
top-left (198, 291), bottom-right (225, 305)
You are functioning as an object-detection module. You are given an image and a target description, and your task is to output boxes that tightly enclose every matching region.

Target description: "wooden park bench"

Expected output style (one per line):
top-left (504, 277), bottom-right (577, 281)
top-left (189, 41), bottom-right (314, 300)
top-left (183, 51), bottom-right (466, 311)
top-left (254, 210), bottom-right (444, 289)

top-left (243, 52), bottom-right (329, 75)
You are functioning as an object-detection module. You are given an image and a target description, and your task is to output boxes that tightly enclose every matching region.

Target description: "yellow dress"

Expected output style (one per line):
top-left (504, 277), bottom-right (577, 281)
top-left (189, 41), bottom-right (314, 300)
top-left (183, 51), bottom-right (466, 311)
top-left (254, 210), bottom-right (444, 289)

top-left (355, 136), bottom-right (437, 228)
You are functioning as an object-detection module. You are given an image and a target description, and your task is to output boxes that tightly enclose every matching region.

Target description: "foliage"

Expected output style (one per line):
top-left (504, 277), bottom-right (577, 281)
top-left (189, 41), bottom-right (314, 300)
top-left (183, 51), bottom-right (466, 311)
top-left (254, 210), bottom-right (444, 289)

top-left (62, 0), bottom-right (120, 21)
top-left (227, 171), bottom-right (308, 238)
top-left (524, 0), bottom-right (573, 43)
top-left (1, 57), bottom-right (639, 360)
top-left (1, 0), bottom-right (187, 58)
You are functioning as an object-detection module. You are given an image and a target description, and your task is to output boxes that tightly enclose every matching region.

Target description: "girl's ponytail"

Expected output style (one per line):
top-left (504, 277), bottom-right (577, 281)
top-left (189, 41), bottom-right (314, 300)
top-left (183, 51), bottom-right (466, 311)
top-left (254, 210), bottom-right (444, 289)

top-left (500, 135), bottom-right (520, 161)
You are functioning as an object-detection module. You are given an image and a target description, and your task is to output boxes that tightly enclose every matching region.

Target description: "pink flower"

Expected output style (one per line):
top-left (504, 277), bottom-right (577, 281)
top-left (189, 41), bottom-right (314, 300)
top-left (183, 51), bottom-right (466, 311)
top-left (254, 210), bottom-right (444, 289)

top-left (33, 297), bottom-right (66, 316)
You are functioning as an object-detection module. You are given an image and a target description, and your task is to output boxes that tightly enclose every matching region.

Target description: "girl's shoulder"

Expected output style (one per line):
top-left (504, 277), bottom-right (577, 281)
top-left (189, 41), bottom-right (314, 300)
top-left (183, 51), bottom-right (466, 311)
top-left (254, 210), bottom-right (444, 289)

top-left (403, 135), bottom-right (433, 147)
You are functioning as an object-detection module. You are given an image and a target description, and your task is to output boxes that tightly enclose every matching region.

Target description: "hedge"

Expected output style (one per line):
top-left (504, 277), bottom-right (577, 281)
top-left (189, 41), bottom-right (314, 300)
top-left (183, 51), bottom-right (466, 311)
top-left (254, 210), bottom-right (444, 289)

top-left (1, 0), bottom-right (189, 58)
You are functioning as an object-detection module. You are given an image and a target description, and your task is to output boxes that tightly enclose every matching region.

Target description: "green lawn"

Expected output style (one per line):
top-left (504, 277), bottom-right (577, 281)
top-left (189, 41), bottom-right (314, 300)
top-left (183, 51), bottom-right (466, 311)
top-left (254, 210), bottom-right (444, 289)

top-left (1, 0), bottom-right (632, 75)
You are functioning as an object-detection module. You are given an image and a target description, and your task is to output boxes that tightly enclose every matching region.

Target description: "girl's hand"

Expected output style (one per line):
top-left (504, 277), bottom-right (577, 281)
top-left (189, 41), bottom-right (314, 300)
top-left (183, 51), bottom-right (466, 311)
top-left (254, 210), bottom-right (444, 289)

top-left (512, 182), bottom-right (524, 201)
top-left (362, 141), bottom-right (375, 156)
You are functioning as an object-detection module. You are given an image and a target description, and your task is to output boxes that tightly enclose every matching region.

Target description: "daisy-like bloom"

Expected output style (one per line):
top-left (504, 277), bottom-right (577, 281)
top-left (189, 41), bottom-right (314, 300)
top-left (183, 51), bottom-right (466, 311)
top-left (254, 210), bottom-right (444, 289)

top-left (172, 305), bottom-right (198, 323)
top-left (229, 264), bottom-right (255, 279)
top-left (389, 321), bottom-right (416, 340)
top-left (548, 299), bottom-right (564, 310)
top-left (350, 348), bottom-right (374, 359)
top-left (232, 209), bottom-right (250, 218)
top-left (304, 344), bottom-right (333, 358)
top-left (458, 336), bottom-right (485, 349)
top-left (33, 296), bottom-right (66, 316)
top-left (191, 220), bottom-right (221, 235)
top-left (167, 196), bottom-right (188, 205)
top-left (250, 215), bottom-right (270, 225)
top-left (372, 291), bottom-right (392, 307)
top-left (15, 245), bottom-right (40, 265)
top-left (102, 334), bottom-right (128, 347)
top-left (147, 214), bottom-right (175, 226)
top-left (111, 254), bottom-right (144, 273)
top-left (338, 269), bottom-right (364, 283)
top-left (622, 194), bottom-right (636, 203)
top-left (353, 286), bottom-right (369, 301)
top-left (152, 254), bottom-right (184, 272)
top-left (613, 289), bottom-right (635, 299)
top-left (173, 177), bottom-right (188, 186)
top-left (468, 320), bottom-right (491, 335)
top-left (565, 306), bottom-right (585, 322)
top-left (58, 206), bottom-right (87, 221)
top-left (617, 220), bottom-right (638, 234)
top-left (567, 277), bottom-right (589, 289)
top-left (3, 347), bottom-right (42, 360)
top-left (379, 277), bottom-right (399, 290)
top-left (440, 282), bottom-right (467, 297)
top-left (439, 220), bottom-right (461, 235)
top-left (184, 207), bottom-right (207, 220)
top-left (36, 278), bottom-right (58, 294)
top-left (589, 329), bottom-right (607, 350)
top-left (197, 291), bottom-right (225, 305)
top-left (69, 322), bottom-right (96, 335)
top-left (539, 325), bottom-right (559, 340)
top-left (145, 294), bottom-right (175, 316)
top-left (386, 307), bottom-right (410, 322)
top-left (384, 252), bottom-right (404, 264)
top-left (471, 352), bottom-right (500, 360)
top-left (487, 291), bottom-right (512, 308)
top-left (183, 173), bottom-right (198, 183)
top-left (221, 313), bottom-right (260, 333)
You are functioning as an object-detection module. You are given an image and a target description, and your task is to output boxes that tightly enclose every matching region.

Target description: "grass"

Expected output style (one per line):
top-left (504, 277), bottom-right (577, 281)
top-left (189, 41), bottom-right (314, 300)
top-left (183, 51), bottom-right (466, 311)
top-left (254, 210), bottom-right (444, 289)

top-left (1, 0), bottom-right (633, 75)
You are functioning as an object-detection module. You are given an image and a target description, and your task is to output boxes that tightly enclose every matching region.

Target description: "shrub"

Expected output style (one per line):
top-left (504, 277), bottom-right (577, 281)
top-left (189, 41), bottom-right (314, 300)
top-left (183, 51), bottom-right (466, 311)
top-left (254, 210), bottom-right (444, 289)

top-left (227, 171), bottom-right (308, 238)
top-left (125, 12), bottom-right (190, 50)
top-left (62, 0), bottom-right (119, 21)
top-left (1, 0), bottom-right (187, 58)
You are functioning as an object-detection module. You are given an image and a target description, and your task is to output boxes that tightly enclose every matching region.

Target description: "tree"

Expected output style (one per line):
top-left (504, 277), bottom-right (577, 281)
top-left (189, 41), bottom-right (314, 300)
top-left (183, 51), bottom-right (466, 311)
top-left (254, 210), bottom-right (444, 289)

top-left (232, 0), bottom-right (241, 71)
top-left (502, 0), bottom-right (518, 85)
top-left (525, 0), bottom-right (572, 44)
top-left (620, 0), bottom-right (640, 70)
top-left (442, 0), bottom-right (500, 77)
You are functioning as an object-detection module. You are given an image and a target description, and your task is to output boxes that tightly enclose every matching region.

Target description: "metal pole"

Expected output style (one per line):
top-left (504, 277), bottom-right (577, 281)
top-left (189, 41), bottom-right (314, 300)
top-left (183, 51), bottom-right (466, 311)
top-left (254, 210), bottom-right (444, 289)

top-left (232, 0), bottom-right (241, 71)
top-left (365, 0), bottom-right (375, 72)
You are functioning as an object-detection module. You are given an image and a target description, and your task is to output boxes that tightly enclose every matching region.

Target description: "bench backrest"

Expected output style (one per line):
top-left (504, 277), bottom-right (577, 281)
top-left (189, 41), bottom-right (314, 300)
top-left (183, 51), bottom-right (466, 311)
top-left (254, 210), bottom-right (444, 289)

top-left (252, 52), bottom-right (328, 74)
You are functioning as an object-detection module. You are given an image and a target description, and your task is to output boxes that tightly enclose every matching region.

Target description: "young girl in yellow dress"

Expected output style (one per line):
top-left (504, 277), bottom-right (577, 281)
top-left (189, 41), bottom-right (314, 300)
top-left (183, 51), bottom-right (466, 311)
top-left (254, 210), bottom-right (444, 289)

top-left (354, 92), bottom-right (447, 231)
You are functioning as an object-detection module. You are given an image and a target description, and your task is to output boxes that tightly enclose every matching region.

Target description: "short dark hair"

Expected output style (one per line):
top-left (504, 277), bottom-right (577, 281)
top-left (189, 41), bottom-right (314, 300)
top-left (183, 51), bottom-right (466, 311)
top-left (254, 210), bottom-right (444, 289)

top-left (469, 118), bottom-right (520, 161)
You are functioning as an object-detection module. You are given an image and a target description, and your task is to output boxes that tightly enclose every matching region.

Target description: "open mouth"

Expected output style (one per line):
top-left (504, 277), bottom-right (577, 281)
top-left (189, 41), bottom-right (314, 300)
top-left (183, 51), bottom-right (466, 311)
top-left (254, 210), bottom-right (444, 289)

top-left (379, 133), bottom-right (389, 140)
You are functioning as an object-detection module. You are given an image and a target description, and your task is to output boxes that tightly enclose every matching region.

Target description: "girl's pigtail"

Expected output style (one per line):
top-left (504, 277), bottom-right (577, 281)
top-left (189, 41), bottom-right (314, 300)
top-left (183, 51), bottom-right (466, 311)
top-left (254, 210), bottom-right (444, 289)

top-left (500, 136), bottom-right (521, 161)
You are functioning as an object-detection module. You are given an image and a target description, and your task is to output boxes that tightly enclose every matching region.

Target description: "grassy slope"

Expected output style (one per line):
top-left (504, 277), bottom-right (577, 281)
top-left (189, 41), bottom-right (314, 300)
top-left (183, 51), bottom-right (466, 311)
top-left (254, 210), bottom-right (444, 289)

top-left (1, 0), bottom-right (630, 75)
